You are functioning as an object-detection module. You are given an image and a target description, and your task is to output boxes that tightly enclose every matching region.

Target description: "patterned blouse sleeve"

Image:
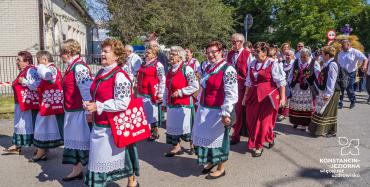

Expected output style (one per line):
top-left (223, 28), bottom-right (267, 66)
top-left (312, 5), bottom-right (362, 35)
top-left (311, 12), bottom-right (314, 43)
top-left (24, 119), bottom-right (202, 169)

top-left (156, 62), bottom-right (166, 98)
top-left (22, 67), bottom-right (41, 91)
top-left (75, 64), bottom-right (93, 101)
top-left (221, 66), bottom-right (238, 117)
top-left (96, 72), bottom-right (132, 115)
top-left (37, 64), bottom-right (57, 83)
top-left (179, 66), bottom-right (199, 96)
top-left (324, 62), bottom-right (338, 97)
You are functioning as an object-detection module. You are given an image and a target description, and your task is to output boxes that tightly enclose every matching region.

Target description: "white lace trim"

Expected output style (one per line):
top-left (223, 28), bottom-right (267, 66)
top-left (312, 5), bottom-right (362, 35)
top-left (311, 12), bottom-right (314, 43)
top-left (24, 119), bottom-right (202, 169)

top-left (64, 139), bottom-right (90, 150)
top-left (167, 125), bottom-right (191, 136)
top-left (88, 158), bottom-right (126, 173)
top-left (192, 135), bottom-right (223, 148)
top-left (289, 85), bottom-right (314, 111)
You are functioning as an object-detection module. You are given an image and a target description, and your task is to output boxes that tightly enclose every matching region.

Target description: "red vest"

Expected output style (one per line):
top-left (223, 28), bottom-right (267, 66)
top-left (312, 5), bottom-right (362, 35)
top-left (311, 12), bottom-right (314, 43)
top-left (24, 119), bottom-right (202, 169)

top-left (165, 62), bottom-right (191, 107)
top-left (227, 48), bottom-right (250, 86)
top-left (137, 59), bottom-right (159, 103)
top-left (200, 61), bottom-right (228, 108)
top-left (91, 66), bottom-right (127, 126)
top-left (62, 57), bottom-right (92, 111)
top-left (12, 65), bottom-right (39, 111)
top-left (245, 59), bottom-right (279, 110)
top-left (38, 64), bottom-right (64, 116)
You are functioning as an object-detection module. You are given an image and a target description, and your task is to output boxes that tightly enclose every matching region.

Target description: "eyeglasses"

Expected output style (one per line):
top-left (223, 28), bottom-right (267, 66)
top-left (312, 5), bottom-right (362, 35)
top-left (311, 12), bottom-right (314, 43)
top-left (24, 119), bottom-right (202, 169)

top-left (297, 46), bottom-right (304, 48)
top-left (169, 53), bottom-right (178, 56)
top-left (205, 50), bottom-right (220, 55)
top-left (231, 40), bottom-right (243, 44)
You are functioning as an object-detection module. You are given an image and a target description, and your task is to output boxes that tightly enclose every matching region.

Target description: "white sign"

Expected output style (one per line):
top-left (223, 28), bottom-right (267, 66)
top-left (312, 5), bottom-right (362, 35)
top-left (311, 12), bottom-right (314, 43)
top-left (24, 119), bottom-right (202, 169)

top-left (327, 30), bottom-right (336, 40)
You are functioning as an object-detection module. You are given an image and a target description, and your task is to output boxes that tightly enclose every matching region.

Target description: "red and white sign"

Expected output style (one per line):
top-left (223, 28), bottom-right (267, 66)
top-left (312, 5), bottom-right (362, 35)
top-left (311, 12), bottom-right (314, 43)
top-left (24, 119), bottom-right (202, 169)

top-left (327, 30), bottom-right (336, 40)
top-left (327, 40), bottom-right (334, 46)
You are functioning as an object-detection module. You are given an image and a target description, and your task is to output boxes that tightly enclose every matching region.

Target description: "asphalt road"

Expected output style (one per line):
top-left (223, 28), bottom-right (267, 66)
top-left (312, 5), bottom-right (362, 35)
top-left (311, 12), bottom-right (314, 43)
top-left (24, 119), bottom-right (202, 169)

top-left (0, 92), bottom-right (369, 187)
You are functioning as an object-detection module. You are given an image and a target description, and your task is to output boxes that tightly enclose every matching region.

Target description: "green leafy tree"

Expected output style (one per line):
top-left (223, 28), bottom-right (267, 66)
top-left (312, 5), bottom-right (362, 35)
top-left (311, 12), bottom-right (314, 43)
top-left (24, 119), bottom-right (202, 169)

top-left (107, 0), bottom-right (234, 49)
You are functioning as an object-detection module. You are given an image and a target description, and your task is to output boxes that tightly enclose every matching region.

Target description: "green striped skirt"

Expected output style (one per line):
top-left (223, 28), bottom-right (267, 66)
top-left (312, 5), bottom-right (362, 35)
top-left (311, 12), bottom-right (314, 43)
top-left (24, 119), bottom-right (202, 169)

top-left (309, 91), bottom-right (340, 136)
top-left (63, 148), bottom-right (89, 166)
top-left (166, 133), bottom-right (192, 146)
top-left (12, 133), bottom-right (33, 147)
top-left (194, 127), bottom-right (230, 165)
top-left (84, 144), bottom-right (140, 187)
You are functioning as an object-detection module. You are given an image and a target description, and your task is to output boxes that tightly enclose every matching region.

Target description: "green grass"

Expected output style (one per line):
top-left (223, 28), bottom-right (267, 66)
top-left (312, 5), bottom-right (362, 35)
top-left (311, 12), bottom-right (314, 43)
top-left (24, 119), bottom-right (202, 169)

top-left (0, 95), bottom-right (14, 119)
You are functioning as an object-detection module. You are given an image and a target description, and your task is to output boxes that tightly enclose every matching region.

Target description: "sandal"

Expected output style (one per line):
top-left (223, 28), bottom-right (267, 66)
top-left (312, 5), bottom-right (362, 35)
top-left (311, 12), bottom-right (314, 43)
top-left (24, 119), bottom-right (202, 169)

top-left (2, 147), bottom-right (21, 155)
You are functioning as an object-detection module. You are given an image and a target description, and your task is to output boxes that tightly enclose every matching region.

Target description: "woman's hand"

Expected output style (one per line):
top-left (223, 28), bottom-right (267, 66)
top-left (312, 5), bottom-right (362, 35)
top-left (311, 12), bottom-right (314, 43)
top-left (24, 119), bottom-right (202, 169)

top-left (323, 96), bottom-right (330, 101)
top-left (242, 95), bottom-right (247, 106)
top-left (279, 97), bottom-right (286, 107)
top-left (221, 116), bottom-right (231, 126)
top-left (18, 77), bottom-right (24, 84)
top-left (84, 102), bottom-right (97, 113)
top-left (171, 90), bottom-right (180, 98)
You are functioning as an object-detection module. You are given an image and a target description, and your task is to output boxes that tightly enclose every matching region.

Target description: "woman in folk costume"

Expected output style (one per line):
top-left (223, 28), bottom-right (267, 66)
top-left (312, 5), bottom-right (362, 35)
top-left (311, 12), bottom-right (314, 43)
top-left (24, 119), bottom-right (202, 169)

top-left (164, 46), bottom-right (199, 157)
top-left (31, 50), bottom-right (64, 162)
top-left (277, 50), bottom-right (295, 121)
top-left (3, 51), bottom-right (40, 155)
top-left (185, 47), bottom-right (200, 72)
top-left (192, 41), bottom-right (238, 179)
top-left (137, 45), bottom-right (166, 141)
top-left (242, 42), bottom-right (286, 157)
top-left (60, 39), bottom-right (93, 181)
top-left (309, 46), bottom-right (341, 137)
top-left (288, 48), bottom-right (320, 129)
top-left (84, 39), bottom-right (139, 187)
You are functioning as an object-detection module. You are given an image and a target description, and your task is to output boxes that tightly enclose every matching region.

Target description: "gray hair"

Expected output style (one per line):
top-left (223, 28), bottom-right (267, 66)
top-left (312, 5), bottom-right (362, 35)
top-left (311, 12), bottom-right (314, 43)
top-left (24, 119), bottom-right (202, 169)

top-left (36, 50), bottom-right (54, 62)
top-left (170, 46), bottom-right (186, 61)
top-left (300, 47), bottom-right (311, 57)
top-left (231, 33), bottom-right (245, 43)
top-left (125, 45), bottom-right (134, 52)
top-left (285, 49), bottom-right (294, 56)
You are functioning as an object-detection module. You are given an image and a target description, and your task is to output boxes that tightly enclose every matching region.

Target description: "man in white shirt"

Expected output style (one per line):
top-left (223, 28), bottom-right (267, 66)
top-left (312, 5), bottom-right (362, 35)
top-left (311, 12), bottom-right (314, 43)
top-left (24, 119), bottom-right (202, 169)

top-left (337, 39), bottom-right (368, 109)
top-left (125, 45), bottom-right (143, 77)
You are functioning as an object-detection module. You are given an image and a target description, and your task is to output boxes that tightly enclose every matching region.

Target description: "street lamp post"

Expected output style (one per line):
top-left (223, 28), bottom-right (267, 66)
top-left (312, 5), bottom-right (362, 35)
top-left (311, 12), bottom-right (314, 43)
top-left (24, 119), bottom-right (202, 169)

top-left (244, 14), bottom-right (253, 42)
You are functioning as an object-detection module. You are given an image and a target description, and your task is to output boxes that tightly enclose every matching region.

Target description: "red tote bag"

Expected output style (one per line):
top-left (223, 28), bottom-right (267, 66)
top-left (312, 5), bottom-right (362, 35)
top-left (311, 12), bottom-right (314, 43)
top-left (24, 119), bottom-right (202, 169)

top-left (106, 97), bottom-right (151, 148)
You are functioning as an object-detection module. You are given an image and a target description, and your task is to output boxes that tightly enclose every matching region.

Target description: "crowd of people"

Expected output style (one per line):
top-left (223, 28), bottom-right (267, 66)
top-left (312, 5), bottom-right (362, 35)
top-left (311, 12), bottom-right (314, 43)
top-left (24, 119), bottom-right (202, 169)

top-left (2, 33), bottom-right (369, 186)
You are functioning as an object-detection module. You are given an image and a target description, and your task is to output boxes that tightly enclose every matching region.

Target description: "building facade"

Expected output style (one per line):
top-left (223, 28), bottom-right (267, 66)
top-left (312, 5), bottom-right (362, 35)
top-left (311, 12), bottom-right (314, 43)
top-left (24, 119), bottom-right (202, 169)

top-left (0, 0), bottom-right (96, 56)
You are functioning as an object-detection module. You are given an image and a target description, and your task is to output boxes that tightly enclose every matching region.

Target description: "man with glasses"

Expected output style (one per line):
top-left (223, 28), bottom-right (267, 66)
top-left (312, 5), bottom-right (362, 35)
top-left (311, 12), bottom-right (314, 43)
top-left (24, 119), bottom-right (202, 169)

top-left (337, 39), bottom-right (368, 109)
top-left (295, 42), bottom-right (305, 59)
top-left (227, 33), bottom-right (251, 145)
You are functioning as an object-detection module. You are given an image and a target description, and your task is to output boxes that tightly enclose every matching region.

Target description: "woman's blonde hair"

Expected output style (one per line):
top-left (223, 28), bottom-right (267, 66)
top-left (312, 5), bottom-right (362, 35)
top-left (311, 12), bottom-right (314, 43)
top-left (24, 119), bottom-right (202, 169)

top-left (61, 39), bottom-right (81, 55)
top-left (101, 38), bottom-right (126, 66)
top-left (146, 45), bottom-right (159, 57)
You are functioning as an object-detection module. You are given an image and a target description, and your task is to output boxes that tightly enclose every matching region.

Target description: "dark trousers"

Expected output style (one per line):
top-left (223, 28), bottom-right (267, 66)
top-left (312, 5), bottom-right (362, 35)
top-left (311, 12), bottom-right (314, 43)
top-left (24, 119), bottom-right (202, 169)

top-left (366, 75), bottom-right (370, 98)
top-left (340, 71), bottom-right (356, 104)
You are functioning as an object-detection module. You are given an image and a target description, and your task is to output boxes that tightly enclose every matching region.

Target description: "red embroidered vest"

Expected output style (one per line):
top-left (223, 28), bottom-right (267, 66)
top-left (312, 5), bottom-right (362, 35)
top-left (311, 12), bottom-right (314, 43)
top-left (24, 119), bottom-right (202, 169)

top-left (137, 59), bottom-right (159, 103)
top-left (200, 61), bottom-right (228, 108)
top-left (166, 62), bottom-right (191, 107)
top-left (63, 57), bottom-right (92, 111)
top-left (12, 65), bottom-right (39, 111)
top-left (227, 48), bottom-right (251, 84)
top-left (91, 66), bottom-right (126, 126)
top-left (245, 59), bottom-right (279, 109)
top-left (38, 64), bottom-right (64, 116)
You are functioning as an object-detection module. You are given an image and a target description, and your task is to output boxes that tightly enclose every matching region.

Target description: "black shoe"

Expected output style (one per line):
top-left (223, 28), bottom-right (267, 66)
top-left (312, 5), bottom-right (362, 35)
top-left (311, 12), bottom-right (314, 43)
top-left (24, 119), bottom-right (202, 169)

top-left (62, 172), bottom-right (83, 182)
top-left (325, 133), bottom-right (337, 138)
top-left (29, 154), bottom-right (47, 162)
top-left (268, 140), bottom-right (275, 149)
top-left (201, 164), bottom-right (216, 174)
top-left (230, 139), bottom-right (240, 145)
top-left (164, 150), bottom-right (183, 157)
top-left (205, 170), bottom-right (226, 179)
top-left (338, 103), bottom-right (343, 109)
top-left (188, 148), bottom-right (195, 155)
top-left (349, 102), bottom-right (355, 109)
top-left (293, 124), bottom-right (298, 129)
top-left (147, 134), bottom-right (160, 141)
top-left (252, 149), bottom-right (264, 157)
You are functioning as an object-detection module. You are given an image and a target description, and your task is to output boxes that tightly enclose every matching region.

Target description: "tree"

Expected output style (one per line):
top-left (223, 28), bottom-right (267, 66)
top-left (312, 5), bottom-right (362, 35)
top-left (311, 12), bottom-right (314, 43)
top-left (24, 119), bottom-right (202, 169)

top-left (107, 0), bottom-right (234, 49)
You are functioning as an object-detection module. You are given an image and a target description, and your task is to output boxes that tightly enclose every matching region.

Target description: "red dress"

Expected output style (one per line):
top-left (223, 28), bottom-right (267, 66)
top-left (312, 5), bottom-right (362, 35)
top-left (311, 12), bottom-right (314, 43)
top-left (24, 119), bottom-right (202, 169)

top-left (245, 60), bottom-right (279, 149)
